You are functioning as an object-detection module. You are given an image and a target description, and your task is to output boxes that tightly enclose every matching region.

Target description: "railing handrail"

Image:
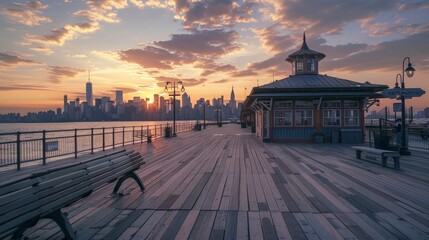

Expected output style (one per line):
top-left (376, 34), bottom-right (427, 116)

top-left (0, 121), bottom-right (198, 170)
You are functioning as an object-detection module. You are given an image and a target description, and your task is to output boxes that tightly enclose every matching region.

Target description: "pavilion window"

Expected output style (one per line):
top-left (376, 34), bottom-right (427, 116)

top-left (274, 110), bottom-right (292, 127)
top-left (344, 109), bottom-right (359, 126)
top-left (344, 101), bottom-right (359, 126)
top-left (306, 59), bottom-right (315, 71)
top-left (294, 100), bottom-right (313, 126)
top-left (295, 110), bottom-right (313, 126)
top-left (323, 109), bottom-right (341, 126)
top-left (323, 100), bottom-right (341, 126)
top-left (274, 101), bottom-right (292, 127)
top-left (297, 61), bottom-right (303, 72)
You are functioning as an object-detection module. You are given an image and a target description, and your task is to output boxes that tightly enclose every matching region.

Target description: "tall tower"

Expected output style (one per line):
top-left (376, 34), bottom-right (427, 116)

top-left (86, 70), bottom-right (93, 106)
top-left (115, 90), bottom-right (123, 105)
top-left (63, 95), bottom-right (68, 113)
top-left (230, 86), bottom-right (236, 111)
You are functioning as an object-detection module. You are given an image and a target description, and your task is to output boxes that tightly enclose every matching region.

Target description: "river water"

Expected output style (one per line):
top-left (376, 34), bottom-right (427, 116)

top-left (0, 121), bottom-right (190, 134)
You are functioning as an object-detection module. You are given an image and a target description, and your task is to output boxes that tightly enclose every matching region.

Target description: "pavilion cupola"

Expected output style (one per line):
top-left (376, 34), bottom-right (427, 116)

top-left (286, 33), bottom-right (326, 75)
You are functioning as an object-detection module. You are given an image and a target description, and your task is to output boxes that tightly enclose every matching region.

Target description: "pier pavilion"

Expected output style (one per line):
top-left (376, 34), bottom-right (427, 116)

top-left (242, 34), bottom-right (388, 143)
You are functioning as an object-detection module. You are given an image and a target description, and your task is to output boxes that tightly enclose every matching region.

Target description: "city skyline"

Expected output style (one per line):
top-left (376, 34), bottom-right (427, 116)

top-left (1, 0), bottom-right (429, 114)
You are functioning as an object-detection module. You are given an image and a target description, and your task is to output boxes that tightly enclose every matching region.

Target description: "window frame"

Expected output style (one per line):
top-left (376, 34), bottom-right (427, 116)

top-left (323, 109), bottom-right (341, 126)
top-left (344, 109), bottom-right (359, 126)
top-left (274, 110), bottom-right (293, 127)
top-left (295, 109), bottom-right (313, 127)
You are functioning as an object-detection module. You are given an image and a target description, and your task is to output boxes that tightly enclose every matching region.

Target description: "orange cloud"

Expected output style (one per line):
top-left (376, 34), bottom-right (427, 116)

top-left (47, 66), bottom-right (84, 83)
top-left (24, 21), bottom-right (99, 45)
top-left (173, 0), bottom-right (257, 28)
top-left (30, 46), bottom-right (53, 55)
top-left (1, 0), bottom-right (52, 26)
top-left (156, 76), bottom-right (207, 87)
top-left (0, 52), bottom-right (40, 67)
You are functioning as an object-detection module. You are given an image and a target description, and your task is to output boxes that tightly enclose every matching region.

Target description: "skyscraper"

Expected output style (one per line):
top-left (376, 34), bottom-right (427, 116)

top-left (115, 90), bottom-right (123, 105)
top-left (86, 70), bottom-right (93, 106)
top-left (63, 95), bottom-right (68, 113)
top-left (230, 86), bottom-right (236, 113)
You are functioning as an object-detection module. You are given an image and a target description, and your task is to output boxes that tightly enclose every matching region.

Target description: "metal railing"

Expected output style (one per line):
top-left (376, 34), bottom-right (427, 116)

top-left (365, 118), bottom-right (429, 150)
top-left (0, 122), bottom-right (196, 170)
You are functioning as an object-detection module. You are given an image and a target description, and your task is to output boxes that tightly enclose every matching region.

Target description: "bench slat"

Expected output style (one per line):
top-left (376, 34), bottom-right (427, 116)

top-left (0, 149), bottom-right (144, 239)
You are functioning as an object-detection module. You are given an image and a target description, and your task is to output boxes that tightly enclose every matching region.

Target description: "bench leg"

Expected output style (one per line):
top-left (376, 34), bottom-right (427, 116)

top-left (382, 157), bottom-right (387, 167)
top-left (12, 218), bottom-right (39, 240)
top-left (11, 210), bottom-right (76, 240)
top-left (393, 157), bottom-right (400, 169)
top-left (113, 171), bottom-right (145, 195)
top-left (356, 150), bottom-right (362, 159)
top-left (47, 210), bottom-right (76, 240)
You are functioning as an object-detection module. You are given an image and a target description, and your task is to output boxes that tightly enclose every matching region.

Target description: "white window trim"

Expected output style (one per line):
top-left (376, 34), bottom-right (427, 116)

top-left (323, 109), bottom-right (341, 126)
top-left (344, 109), bottom-right (359, 126)
top-left (274, 110), bottom-right (293, 127)
top-left (295, 109), bottom-right (313, 127)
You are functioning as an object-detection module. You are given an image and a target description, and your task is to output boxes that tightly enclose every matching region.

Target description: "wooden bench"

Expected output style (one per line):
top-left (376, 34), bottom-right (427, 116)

top-left (0, 149), bottom-right (145, 240)
top-left (352, 146), bottom-right (400, 169)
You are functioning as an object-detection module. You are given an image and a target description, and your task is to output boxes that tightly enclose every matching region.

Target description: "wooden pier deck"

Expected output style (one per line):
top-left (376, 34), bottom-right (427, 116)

top-left (19, 124), bottom-right (429, 239)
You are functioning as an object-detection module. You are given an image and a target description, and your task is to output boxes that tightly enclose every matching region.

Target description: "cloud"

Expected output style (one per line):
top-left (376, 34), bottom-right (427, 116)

top-left (25, 21), bottom-right (100, 46)
top-left (173, 0), bottom-right (257, 28)
top-left (254, 25), bottom-right (296, 53)
top-left (396, 1), bottom-right (429, 11)
top-left (231, 69), bottom-right (258, 78)
top-left (0, 52), bottom-right (40, 67)
top-left (119, 29), bottom-right (240, 72)
top-left (22, 0), bottom-right (126, 46)
top-left (200, 64), bottom-right (237, 76)
top-left (265, 0), bottom-right (396, 36)
top-left (156, 76), bottom-right (207, 87)
top-left (154, 29), bottom-right (240, 58)
top-left (118, 46), bottom-right (194, 70)
top-left (106, 87), bottom-right (139, 95)
top-left (321, 30), bottom-right (429, 72)
top-left (1, 0), bottom-right (52, 26)
top-left (362, 21), bottom-right (429, 37)
top-left (47, 66), bottom-right (84, 83)
top-left (0, 84), bottom-right (50, 92)
top-left (30, 46), bottom-right (53, 55)
top-left (211, 78), bottom-right (230, 84)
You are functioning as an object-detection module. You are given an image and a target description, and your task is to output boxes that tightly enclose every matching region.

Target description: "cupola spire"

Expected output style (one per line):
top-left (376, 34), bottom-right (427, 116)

top-left (301, 32), bottom-right (309, 50)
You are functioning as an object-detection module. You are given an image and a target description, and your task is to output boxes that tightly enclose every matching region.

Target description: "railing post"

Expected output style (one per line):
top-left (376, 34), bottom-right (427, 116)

top-left (122, 126), bottom-right (125, 147)
top-left (155, 125), bottom-right (157, 139)
top-left (102, 127), bottom-right (105, 151)
top-left (140, 126), bottom-right (143, 143)
top-left (132, 126), bottom-right (135, 145)
top-left (74, 129), bottom-right (78, 158)
top-left (113, 127), bottom-right (115, 149)
top-left (17, 132), bottom-right (21, 170)
top-left (91, 128), bottom-right (94, 154)
top-left (42, 130), bottom-right (46, 165)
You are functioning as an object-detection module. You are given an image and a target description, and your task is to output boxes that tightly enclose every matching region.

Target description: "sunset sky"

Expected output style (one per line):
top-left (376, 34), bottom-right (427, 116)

top-left (1, 0), bottom-right (429, 114)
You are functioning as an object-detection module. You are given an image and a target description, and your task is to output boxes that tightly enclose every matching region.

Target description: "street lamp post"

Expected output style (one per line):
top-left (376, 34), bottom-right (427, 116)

top-left (164, 81), bottom-right (185, 137)
top-left (215, 107), bottom-right (222, 127)
top-left (199, 100), bottom-right (206, 129)
top-left (395, 57), bottom-right (416, 155)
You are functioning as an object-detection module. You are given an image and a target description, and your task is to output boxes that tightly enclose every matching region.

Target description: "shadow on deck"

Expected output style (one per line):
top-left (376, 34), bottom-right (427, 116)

top-left (20, 124), bottom-right (429, 239)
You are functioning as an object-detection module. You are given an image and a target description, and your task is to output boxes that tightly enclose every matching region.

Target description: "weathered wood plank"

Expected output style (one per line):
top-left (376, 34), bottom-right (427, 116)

top-left (8, 125), bottom-right (429, 240)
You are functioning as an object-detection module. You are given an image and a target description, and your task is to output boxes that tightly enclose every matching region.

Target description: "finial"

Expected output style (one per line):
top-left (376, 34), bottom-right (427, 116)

top-left (88, 69), bottom-right (91, 82)
top-left (301, 31), bottom-right (309, 50)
